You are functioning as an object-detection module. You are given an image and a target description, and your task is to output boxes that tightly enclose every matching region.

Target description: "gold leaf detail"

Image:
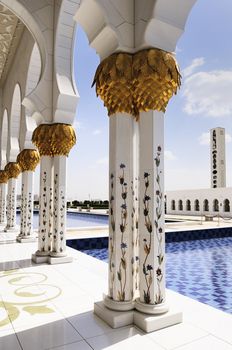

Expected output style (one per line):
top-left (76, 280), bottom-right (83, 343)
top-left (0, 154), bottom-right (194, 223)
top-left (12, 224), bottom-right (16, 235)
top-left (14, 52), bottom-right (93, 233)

top-left (0, 170), bottom-right (8, 183)
top-left (17, 149), bottom-right (40, 172)
top-left (92, 48), bottom-right (181, 119)
top-left (32, 123), bottom-right (76, 156)
top-left (4, 162), bottom-right (21, 179)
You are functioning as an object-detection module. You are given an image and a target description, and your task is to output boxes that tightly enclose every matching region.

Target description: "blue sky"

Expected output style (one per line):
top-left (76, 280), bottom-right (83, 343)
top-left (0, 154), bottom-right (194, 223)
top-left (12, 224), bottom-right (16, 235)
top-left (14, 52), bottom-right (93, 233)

top-left (66, 0), bottom-right (232, 200)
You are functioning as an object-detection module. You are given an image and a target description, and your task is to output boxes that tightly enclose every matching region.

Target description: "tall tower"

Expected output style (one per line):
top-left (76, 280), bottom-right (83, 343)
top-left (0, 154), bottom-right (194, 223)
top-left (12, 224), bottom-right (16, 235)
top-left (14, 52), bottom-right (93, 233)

top-left (210, 127), bottom-right (226, 188)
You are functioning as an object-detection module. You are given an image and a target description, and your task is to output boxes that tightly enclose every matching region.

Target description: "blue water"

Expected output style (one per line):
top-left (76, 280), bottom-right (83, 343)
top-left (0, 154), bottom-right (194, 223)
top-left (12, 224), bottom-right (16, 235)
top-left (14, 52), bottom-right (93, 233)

top-left (82, 237), bottom-right (232, 314)
top-left (16, 212), bottom-right (108, 228)
top-left (15, 212), bottom-right (178, 229)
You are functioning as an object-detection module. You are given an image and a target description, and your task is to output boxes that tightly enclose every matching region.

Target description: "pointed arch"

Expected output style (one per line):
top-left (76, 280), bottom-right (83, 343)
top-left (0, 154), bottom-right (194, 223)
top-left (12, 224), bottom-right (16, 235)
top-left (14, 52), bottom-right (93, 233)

top-left (1, 109), bottom-right (9, 169)
top-left (9, 84), bottom-right (22, 161)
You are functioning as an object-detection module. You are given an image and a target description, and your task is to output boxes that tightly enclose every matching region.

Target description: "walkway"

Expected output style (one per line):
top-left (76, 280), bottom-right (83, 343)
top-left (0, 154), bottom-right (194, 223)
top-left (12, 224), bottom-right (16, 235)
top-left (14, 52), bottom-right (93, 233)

top-left (1, 242), bottom-right (232, 349)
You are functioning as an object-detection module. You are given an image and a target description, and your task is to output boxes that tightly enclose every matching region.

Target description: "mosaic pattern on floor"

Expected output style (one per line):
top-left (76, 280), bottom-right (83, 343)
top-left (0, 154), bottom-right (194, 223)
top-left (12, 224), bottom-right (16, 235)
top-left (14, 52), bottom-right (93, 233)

top-left (0, 270), bottom-right (61, 328)
top-left (82, 237), bottom-right (232, 314)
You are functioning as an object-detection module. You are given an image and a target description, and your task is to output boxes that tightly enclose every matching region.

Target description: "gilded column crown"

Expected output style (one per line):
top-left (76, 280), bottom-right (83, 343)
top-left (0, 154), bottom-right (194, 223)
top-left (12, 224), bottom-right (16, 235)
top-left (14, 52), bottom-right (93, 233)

top-left (32, 123), bottom-right (76, 156)
top-left (4, 162), bottom-right (21, 179)
top-left (92, 48), bottom-right (181, 119)
top-left (17, 149), bottom-right (40, 172)
top-left (0, 170), bottom-right (8, 183)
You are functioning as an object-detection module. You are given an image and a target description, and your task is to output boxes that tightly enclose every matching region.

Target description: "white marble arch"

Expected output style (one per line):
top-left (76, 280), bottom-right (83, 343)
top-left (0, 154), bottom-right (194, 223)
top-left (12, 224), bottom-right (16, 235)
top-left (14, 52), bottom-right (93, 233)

top-left (0, 109), bottom-right (8, 169)
top-left (21, 43), bottom-right (42, 150)
top-left (8, 83), bottom-right (21, 163)
top-left (53, 0), bottom-right (80, 125)
top-left (74, 0), bottom-right (197, 59)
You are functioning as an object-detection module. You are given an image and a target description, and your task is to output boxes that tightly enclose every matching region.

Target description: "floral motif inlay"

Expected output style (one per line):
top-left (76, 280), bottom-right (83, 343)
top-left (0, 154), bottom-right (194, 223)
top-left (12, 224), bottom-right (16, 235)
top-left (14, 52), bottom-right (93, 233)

top-left (109, 172), bottom-right (115, 298)
top-left (53, 173), bottom-right (65, 253)
top-left (0, 185), bottom-right (6, 223)
top-left (154, 146), bottom-right (164, 304)
top-left (117, 164), bottom-right (128, 301)
top-left (142, 145), bottom-right (164, 305)
top-left (131, 177), bottom-right (139, 299)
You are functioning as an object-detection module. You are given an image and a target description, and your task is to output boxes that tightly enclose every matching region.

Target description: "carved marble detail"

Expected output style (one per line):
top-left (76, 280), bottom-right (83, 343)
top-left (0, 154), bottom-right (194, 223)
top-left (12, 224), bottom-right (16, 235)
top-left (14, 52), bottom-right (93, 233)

top-left (0, 5), bottom-right (24, 83)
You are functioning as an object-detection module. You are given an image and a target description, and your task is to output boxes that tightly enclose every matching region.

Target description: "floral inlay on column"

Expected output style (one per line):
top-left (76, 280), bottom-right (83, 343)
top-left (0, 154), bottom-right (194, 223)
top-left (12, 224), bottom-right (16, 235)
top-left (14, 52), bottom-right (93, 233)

top-left (20, 183), bottom-right (25, 234)
top-left (41, 171), bottom-right (47, 251)
top-left (53, 173), bottom-right (58, 252)
top-left (0, 173), bottom-right (8, 224)
top-left (6, 193), bottom-right (11, 226)
top-left (131, 178), bottom-right (139, 299)
top-left (142, 171), bottom-right (153, 304)
top-left (52, 173), bottom-right (65, 254)
top-left (154, 145), bottom-right (164, 304)
top-left (59, 188), bottom-right (65, 252)
top-left (27, 192), bottom-right (32, 236)
top-left (48, 186), bottom-right (53, 251)
top-left (117, 163), bottom-right (128, 301)
top-left (109, 173), bottom-right (115, 298)
top-left (10, 186), bottom-right (16, 227)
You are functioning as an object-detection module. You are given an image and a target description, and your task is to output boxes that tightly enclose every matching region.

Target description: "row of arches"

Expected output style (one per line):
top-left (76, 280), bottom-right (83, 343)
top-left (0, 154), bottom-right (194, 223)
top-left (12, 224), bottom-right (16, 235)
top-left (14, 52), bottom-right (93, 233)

top-left (0, 43), bottom-right (41, 168)
top-left (171, 198), bottom-right (230, 213)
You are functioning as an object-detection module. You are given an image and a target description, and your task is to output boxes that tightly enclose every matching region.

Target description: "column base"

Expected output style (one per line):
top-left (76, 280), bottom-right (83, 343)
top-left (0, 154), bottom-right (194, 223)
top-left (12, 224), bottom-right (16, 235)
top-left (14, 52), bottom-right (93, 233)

top-left (134, 307), bottom-right (182, 333)
top-left (94, 301), bottom-right (134, 329)
top-left (103, 295), bottom-right (134, 311)
top-left (48, 256), bottom-right (73, 265)
top-left (4, 226), bottom-right (19, 233)
top-left (94, 300), bottom-right (182, 333)
top-left (17, 236), bottom-right (37, 243)
top-left (35, 250), bottom-right (50, 257)
top-left (32, 253), bottom-right (73, 265)
top-left (32, 254), bottom-right (48, 264)
top-left (49, 251), bottom-right (67, 258)
top-left (135, 298), bottom-right (169, 315)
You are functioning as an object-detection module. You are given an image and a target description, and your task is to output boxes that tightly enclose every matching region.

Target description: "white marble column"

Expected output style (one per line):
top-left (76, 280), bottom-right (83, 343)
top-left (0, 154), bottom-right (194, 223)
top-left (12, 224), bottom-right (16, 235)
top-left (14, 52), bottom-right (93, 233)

top-left (135, 110), bottom-right (168, 314)
top-left (17, 171), bottom-right (35, 242)
top-left (34, 156), bottom-right (53, 257)
top-left (132, 120), bottom-right (140, 300)
top-left (19, 180), bottom-right (25, 236)
top-left (0, 183), bottom-right (7, 225)
top-left (104, 113), bottom-right (134, 311)
top-left (5, 178), bottom-right (17, 231)
top-left (50, 155), bottom-right (67, 258)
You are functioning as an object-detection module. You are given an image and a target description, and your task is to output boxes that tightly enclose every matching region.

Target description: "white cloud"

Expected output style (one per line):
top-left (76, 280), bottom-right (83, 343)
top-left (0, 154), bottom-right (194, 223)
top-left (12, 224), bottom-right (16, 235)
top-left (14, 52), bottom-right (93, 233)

top-left (182, 57), bottom-right (205, 77)
top-left (96, 157), bottom-right (108, 165)
top-left (164, 150), bottom-right (177, 161)
top-left (92, 129), bottom-right (102, 135)
top-left (183, 70), bottom-right (232, 117)
top-left (199, 132), bottom-right (232, 145)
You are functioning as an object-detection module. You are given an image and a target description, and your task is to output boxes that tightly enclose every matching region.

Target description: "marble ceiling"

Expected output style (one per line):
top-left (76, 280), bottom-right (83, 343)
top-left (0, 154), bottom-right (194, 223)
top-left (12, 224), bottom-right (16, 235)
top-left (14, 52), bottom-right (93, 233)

top-left (0, 4), bottom-right (24, 85)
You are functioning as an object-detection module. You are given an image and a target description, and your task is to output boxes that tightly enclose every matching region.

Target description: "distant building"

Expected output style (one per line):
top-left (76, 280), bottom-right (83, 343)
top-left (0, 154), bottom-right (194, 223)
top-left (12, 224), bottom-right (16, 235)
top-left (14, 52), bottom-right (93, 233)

top-left (166, 188), bottom-right (231, 217)
top-left (167, 127), bottom-right (231, 217)
top-left (210, 127), bottom-right (226, 188)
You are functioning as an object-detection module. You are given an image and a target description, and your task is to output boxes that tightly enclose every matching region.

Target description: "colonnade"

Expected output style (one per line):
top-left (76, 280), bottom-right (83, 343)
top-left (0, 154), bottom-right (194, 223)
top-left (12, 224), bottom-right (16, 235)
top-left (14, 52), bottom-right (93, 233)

top-left (0, 123), bottom-right (76, 264)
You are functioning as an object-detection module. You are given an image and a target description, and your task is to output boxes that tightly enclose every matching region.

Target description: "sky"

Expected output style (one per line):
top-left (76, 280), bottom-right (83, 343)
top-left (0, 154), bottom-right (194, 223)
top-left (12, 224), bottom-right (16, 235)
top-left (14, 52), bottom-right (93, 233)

top-left (65, 0), bottom-right (232, 201)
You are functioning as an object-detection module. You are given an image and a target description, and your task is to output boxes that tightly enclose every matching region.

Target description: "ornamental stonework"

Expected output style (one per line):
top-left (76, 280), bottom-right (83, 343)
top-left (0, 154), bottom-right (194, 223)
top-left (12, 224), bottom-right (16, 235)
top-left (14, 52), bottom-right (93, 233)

top-left (0, 5), bottom-right (24, 81)
top-left (4, 162), bottom-right (21, 179)
top-left (32, 123), bottom-right (76, 156)
top-left (17, 149), bottom-right (40, 172)
top-left (0, 170), bottom-right (8, 183)
top-left (92, 48), bottom-right (181, 119)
